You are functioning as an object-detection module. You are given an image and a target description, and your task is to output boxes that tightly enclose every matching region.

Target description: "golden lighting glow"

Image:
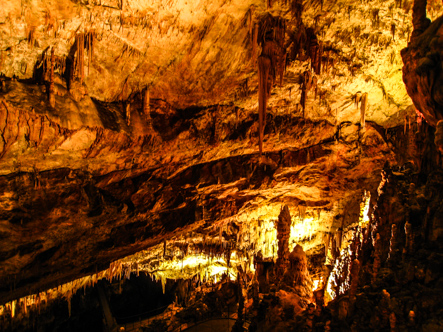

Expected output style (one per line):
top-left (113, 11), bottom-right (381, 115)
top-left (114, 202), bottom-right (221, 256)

top-left (149, 254), bottom-right (240, 293)
top-left (2, 203), bottom-right (331, 318)
top-left (359, 190), bottom-right (371, 227)
top-left (0, 260), bottom-right (127, 318)
top-left (325, 248), bottom-right (350, 302)
top-left (312, 277), bottom-right (323, 292)
top-left (290, 217), bottom-right (315, 252)
top-left (325, 192), bottom-right (371, 303)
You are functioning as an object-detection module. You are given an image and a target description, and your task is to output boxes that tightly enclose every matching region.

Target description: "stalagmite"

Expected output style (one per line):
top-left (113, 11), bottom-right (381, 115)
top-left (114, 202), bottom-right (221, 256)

top-left (390, 312), bottom-right (397, 332)
top-left (11, 300), bottom-right (16, 318)
top-left (404, 220), bottom-right (413, 256)
top-left (411, 0), bottom-right (431, 39)
top-left (380, 289), bottom-right (391, 326)
top-left (388, 224), bottom-right (399, 264)
top-left (276, 205), bottom-right (291, 276)
top-left (67, 291), bottom-right (72, 317)
top-left (348, 259), bottom-right (360, 314)
top-left (372, 233), bottom-right (381, 284)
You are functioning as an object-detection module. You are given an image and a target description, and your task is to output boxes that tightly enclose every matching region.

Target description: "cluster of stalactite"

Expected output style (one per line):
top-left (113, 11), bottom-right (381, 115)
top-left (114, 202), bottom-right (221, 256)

top-left (300, 70), bottom-right (318, 117)
top-left (32, 47), bottom-right (68, 107)
top-left (323, 192), bottom-right (371, 303)
top-left (29, 30), bottom-right (94, 103)
top-left (316, 155), bottom-right (441, 330)
top-left (0, 259), bottom-right (139, 319)
top-left (26, 26), bottom-right (36, 49)
top-left (35, 48), bottom-right (66, 83)
top-left (385, 113), bottom-right (442, 171)
top-left (257, 14), bottom-right (287, 154)
top-left (255, 0), bottom-right (340, 152)
top-left (67, 30), bottom-right (95, 89)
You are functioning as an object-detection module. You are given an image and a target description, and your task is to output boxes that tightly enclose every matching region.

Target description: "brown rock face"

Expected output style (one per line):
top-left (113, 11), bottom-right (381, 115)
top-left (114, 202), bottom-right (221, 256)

top-left (402, 9), bottom-right (443, 127)
top-left (435, 120), bottom-right (443, 152)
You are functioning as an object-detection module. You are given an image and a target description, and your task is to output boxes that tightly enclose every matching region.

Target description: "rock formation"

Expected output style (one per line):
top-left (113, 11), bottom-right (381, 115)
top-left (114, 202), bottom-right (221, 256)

top-left (0, 0), bottom-right (442, 330)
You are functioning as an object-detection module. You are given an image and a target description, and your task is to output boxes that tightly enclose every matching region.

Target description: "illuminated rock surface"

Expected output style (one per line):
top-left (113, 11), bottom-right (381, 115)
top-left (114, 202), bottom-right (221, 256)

top-left (0, 0), bottom-right (442, 331)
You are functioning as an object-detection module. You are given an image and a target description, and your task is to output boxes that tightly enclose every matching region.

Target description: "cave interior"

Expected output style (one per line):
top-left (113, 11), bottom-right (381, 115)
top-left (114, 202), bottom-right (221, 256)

top-left (0, 0), bottom-right (443, 331)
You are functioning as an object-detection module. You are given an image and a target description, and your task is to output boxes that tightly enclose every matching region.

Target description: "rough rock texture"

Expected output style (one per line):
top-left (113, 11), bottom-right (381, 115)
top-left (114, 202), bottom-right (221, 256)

top-left (401, 15), bottom-right (443, 127)
top-left (1, 0), bottom-right (442, 322)
top-left (309, 163), bottom-right (443, 332)
top-left (0, 89), bottom-right (396, 305)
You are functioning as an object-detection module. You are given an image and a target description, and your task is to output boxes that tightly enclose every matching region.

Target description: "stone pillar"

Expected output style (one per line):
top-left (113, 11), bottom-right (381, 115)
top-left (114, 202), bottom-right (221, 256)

top-left (411, 0), bottom-right (430, 39)
top-left (276, 205), bottom-right (291, 276)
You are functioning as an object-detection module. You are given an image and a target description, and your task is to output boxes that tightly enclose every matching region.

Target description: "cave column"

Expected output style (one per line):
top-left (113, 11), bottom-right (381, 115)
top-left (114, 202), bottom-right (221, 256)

top-left (276, 205), bottom-right (291, 276)
top-left (411, 0), bottom-right (430, 39)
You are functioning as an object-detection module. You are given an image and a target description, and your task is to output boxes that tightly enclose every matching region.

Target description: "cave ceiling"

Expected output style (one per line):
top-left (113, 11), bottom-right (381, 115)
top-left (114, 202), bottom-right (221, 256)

top-left (0, 0), bottom-right (441, 309)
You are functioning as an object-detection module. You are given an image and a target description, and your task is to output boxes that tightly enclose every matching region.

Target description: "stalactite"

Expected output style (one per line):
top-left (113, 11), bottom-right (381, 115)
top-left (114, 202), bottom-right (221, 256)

top-left (161, 275), bottom-right (166, 294)
top-left (313, 76), bottom-right (318, 100)
top-left (301, 83), bottom-right (307, 117)
top-left (49, 47), bottom-right (55, 108)
top-left (76, 33), bottom-right (85, 85)
top-left (315, 42), bottom-right (323, 75)
top-left (291, 0), bottom-right (303, 24)
top-left (252, 23), bottom-right (258, 60)
top-left (355, 92), bottom-right (361, 109)
top-left (372, 9), bottom-right (380, 29)
top-left (391, 23), bottom-right (396, 41)
top-left (258, 55), bottom-right (271, 154)
top-left (360, 93), bottom-right (368, 128)
top-left (257, 15), bottom-right (287, 154)
top-left (28, 27), bottom-right (36, 49)
top-left (86, 30), bottom-right (95, 75)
